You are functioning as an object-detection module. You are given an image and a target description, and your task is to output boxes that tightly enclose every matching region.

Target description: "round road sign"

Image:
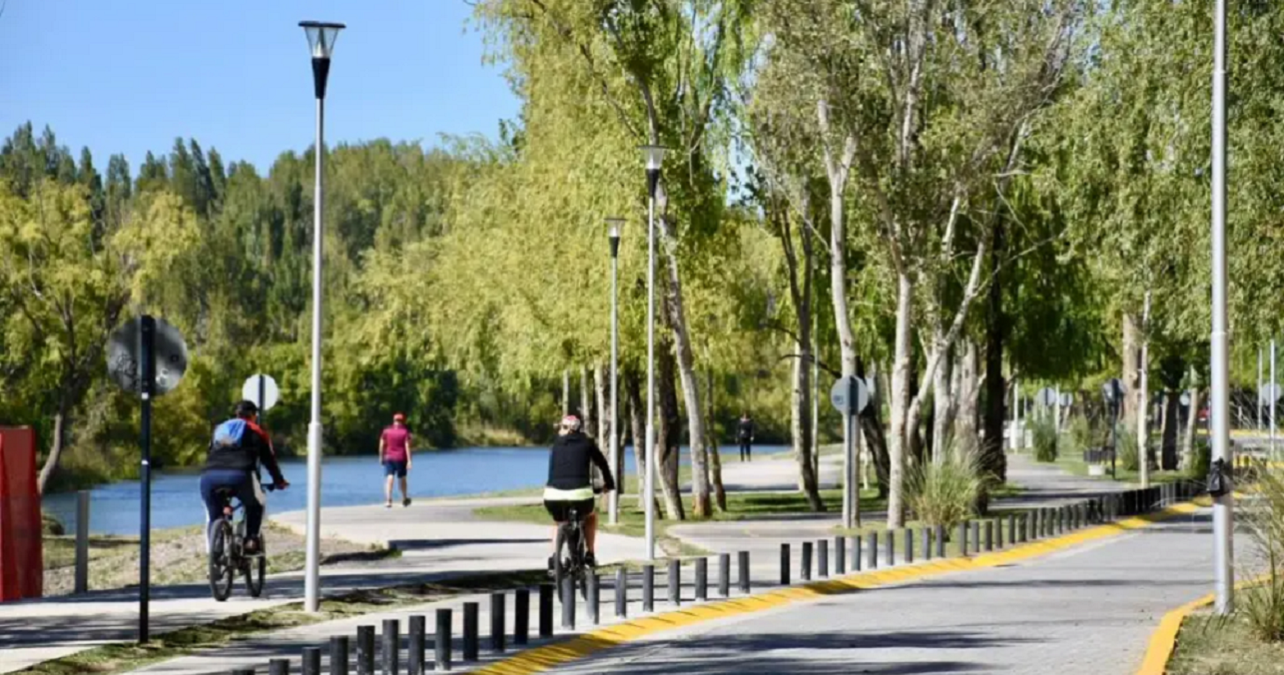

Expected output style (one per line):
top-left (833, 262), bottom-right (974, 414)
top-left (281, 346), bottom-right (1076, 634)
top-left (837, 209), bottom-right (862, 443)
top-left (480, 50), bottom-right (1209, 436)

top-left (241, 374), bottom-right (281, 412)
top-left (106, 316), bottom-right (188, 396)
top-left (830, 376), bottom-right (870, 416)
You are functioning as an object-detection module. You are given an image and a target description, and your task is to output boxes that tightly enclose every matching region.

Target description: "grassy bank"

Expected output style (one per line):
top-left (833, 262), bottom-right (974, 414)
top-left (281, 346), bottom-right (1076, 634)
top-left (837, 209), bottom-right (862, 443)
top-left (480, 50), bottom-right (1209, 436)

top-left (1052, 455), bottom-right (1191, 485)
top-left (42, 522), bottom-right (391, 596)
top-left (20, 569), bottom-right (554, 675)
top-left (1168, 610), bottom-right (1284, 675)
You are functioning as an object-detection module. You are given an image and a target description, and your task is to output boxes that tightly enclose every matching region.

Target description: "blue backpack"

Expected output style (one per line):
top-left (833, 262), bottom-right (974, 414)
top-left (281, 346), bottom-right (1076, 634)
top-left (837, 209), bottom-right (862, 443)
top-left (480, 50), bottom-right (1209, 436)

top-left (212, 418), bottom-right (248, 450)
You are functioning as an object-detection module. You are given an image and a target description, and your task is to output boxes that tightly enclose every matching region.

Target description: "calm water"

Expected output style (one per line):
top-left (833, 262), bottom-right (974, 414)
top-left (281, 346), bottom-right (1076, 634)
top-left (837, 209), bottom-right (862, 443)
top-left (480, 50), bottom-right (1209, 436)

top-left (43, 444), bottom-right (786, 535)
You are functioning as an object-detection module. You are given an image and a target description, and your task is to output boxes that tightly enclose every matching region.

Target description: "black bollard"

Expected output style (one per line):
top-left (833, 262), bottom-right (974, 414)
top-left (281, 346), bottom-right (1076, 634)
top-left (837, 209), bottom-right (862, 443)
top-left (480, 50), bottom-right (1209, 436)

top-left (381, 619), bottom-right (399, 675)
top-left (434, 608), bottom-right (452, 672)
top-left (560, 576), bottom-right (576, 629)
top-left (985, 520), bottom-right (994, 552)
top-left (329, 635), bottom-right (349, 675)
top-left (780, 544), bottom-right (791, 585)
top-left (538, 584), bottom-right (554, 637)
top-left (971, 520), bottom-right (980, 550)
top-left (669, 559), bottom-right (681, 606)
top-left (587, 573), bottom-right (600, 625)
top-left (515, 589), bottom-right (530, 645)
top-left (643, 565), bottom-right (655, 612)
top-left (491, 592), bottom-right (507, 653)
top-left (922, 527), bottom-right (932, 561)
top-left (270, 658), bottom-right (290, 675)
top-left (818, 539), bottom-right (829, 578)
top-left (934, 525), bottom-right (945, 558)
top-left (302, 647), bottom-right (321, 675)
top-left (835, 536), bottom-right (846, 574)
top-left (615, 568), bottom-right (628, 617)
top-left (866, 531), bottom-right (878, 570)
top-left (357, 625), bottom-right (375, 675)
top-left (738, 551), bottom-right (751, 594)
top-left (695, 558), bottom-right (708, 600)
top-left (719, 553), bottom-right (731, 597)
top-left (409, 616), bottom-right (425, 675)
top-left (959, 522), bottom-right (969, 556)
top-left (853, 535), bottom-right (862, 572)
top-left (1007, 514), bottom-right (1016, 546)
top-left (886, 529), bottom-right (896, 566)
top-left (463, 602), bottom-right (479, 662)
top-left (801, 542), bottom-right (813, 581)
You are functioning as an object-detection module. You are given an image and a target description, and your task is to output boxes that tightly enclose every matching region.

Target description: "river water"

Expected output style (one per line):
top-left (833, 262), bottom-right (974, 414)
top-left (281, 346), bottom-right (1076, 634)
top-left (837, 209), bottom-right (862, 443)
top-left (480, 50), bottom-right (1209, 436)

top-left (42, 444), bottom-right (786, 535)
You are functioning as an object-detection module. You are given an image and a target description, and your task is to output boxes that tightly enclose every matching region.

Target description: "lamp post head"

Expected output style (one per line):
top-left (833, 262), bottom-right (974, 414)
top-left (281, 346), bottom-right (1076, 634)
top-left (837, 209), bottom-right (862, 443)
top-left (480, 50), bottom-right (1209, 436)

top-left (640, 145), bottom-right (667, 197)
top-left (299, 21), bottom-right (345, 99)
top-left (606, 217), bottom-right (623, 258)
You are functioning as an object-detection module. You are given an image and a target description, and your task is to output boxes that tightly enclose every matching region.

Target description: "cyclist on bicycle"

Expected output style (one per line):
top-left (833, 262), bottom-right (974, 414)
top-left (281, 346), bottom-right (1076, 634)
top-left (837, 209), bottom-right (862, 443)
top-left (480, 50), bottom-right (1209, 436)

top-left (545, 412), bottom-right (615, 570)
top-left (201, 400), bottom-right (289, 554)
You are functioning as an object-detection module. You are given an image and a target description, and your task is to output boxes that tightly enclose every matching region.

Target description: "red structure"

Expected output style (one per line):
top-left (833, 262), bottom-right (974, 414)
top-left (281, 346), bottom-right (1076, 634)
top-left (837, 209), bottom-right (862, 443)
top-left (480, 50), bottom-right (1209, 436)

top-left (0, 427), bottom-right (43, 601)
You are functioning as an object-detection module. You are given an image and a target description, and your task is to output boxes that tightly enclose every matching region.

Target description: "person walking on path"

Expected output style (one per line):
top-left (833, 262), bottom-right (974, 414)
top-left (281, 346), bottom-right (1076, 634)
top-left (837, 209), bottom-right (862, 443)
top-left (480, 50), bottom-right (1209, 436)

top-left (379, 413), bottom-right (413, 508)
top-left (737, 412), bottom-right (755, 462)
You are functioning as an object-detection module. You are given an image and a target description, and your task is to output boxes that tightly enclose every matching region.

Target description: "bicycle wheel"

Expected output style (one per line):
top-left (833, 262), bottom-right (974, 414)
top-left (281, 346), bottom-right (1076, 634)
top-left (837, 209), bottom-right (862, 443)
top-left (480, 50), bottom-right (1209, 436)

top-left (553, 523), bottom-right (569, 591)
top-left (575, 526), bottom-right (589, 600)
top-left (208, 521), bottom-right (235, 602)
top-left (244, 533), bottom-right (266, 598)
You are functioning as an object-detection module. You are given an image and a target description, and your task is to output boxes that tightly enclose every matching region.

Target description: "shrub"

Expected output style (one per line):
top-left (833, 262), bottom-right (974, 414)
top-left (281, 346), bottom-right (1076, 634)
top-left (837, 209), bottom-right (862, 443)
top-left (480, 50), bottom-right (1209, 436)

top-left (1065, 415), bottom-right (1093, 458)
top-left (1030, 415), bottom-right (1058, 463)
top-left (907, 439), bottom-right (982, 534)
top-left (1240, 468), bottom-right (1284, 641)
top-left (1117, 423), bottom-right (1140, 472)
top-left (1187, 440), bottom-right (1212, 483)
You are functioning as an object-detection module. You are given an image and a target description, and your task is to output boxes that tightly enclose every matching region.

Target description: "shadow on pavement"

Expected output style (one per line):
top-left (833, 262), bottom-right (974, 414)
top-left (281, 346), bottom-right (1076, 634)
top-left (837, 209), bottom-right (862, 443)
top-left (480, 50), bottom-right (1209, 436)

top-left (388, 538), bottom-right (546, 551)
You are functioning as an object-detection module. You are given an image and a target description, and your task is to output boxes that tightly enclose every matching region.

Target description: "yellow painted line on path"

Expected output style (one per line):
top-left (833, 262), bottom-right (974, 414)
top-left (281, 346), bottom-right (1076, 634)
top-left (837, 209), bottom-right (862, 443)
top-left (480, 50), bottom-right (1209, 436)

top-left (1136, 573), bottom-right (1271, 675)
top-left (475, 501), bottom-right (1202, 675)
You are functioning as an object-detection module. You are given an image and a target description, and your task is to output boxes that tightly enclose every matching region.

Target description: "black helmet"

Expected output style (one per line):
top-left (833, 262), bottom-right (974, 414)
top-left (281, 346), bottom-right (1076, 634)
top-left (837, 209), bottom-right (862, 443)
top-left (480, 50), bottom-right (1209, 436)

top-left (235, 400), bottom-right (260, 418)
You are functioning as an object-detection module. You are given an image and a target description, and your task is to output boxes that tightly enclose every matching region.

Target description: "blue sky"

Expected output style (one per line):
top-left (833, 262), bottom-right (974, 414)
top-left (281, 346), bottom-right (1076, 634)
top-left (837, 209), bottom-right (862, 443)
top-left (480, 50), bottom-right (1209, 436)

top-left (0, 1), bottom-right (520, 173)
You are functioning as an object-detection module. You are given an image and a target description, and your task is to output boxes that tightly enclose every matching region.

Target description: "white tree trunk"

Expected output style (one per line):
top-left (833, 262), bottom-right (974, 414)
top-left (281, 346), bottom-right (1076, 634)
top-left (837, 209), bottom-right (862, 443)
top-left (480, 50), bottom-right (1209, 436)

top-left (953, 339), bottom-right (981, 453)
top-left (888, 272), bottom-right (915, 529)
top-left (1137, 291), bottom-right (1151, 487)
top-left (581, 365), bottom-right (594, 438)
top-left (931, 331), bottom-right (955, 460)
top-left (563, 369), bottom-right (571, 416)
top-left (37, 410), bottom-right (67, 496)
top-left (1182, 370), bottom-right (1200, 471)
top-left (594, 364), bottom-right (608, 454)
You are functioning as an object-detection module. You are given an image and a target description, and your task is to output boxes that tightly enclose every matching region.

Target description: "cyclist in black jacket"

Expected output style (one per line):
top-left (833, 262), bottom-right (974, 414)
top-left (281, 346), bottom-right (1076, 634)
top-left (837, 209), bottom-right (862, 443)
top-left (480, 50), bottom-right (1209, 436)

top-left (201, 400), bottom-right (288, 553)
top-left (544, 413), bottom-right (615, 569)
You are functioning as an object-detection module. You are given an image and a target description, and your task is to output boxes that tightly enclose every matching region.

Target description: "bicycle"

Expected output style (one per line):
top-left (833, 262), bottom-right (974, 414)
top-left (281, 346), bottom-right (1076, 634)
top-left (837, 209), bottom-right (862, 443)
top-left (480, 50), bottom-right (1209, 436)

top-left (551, 506), bottom-right (592, 601)
top-left (207, 484), bottom-right (275, 602)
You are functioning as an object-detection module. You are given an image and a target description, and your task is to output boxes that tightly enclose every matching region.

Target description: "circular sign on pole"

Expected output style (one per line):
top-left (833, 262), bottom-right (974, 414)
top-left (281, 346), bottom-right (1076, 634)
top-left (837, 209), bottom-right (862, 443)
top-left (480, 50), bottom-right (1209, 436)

top-left (241, 374), bottom-right (281, 412)
top-left (1180, 392), bottom-right (1192, 406)
top-left (1101, 378), bottom-right (1125, 404)
top-left (1260, 383), bottom-right (1283, 405)
top-left (830, 376), bottom-right (870, 416)
top-left (106, 317), bottom-right (189, 396)
top-left (1059, 392), bottom-right (1074, 407)
top-left (1037, 387), bottom-right (1058, 407)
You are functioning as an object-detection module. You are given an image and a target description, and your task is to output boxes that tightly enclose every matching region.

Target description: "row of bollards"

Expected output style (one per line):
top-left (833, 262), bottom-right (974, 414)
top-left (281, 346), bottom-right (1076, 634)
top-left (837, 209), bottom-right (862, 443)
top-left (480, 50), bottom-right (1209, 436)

top-left (227, 552), bottom-right (754, 674)
top-left (232, 483), bottom-right (1197, 673)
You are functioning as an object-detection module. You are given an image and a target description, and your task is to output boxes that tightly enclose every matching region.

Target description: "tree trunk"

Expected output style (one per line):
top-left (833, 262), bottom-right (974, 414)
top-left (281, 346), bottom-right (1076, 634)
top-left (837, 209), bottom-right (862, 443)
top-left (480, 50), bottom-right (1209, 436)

top-left (864, 362), bottom-right (892, 498)
top-left (563, 369), bottom-right (571, 416)
top-left (1122, 312), bottom-right (1140, 432)
top-left (707, 368), bottom-right (726, 511)
top-left (37, 407), bottom-right (68, 495)
top-left (1182, 370), bottom-right (1200, 471)
top-left (792, 339), bottom-right (825, 510)
top-left (1137, 291), bottom-right (1152, 486)
top-left (931, 333), bottom-right (955, 460)
top-left (581, 365), bottom-right (594, 438)
top-left (1161, 390), bottom-right (1179, 471)
top-left (656, 214), bottom-right (711, 518)
top-left (626, 367), bottom-right (647, 508)
top-left (656, 340), bottom-right (686, 521)
top-left (888, 272), bottom-right (915, 528)
top-left (594, 364), bottom-right (608, 456)
top-left (954, 338), bottom-right (981, 453)
top-left (982, 215), bottom-right (1008, 482)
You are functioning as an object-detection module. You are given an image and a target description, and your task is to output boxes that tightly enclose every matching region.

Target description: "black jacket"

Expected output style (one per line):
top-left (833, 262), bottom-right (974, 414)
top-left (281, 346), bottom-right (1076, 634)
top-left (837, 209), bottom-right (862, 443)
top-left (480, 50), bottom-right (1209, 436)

top-left (204, 418), bottom-right (286, 484)
top-left (737, 419), bottom-right (755, 441)
top-left (546, 431), bottom-right (615, 492)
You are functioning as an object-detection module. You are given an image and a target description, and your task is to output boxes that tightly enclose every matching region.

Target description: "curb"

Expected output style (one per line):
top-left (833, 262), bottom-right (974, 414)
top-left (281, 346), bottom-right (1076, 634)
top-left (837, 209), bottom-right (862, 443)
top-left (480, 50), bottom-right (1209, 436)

top-left (1136, 572), bottom-right (1270, 675)
top-left (474, 499), bottom-right (1204, 675)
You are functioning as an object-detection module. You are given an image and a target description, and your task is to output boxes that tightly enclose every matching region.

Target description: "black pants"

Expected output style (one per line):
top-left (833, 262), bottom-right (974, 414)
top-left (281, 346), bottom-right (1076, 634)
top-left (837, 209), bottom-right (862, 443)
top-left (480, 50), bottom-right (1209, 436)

top-left (739, 440), bottom-right (752, 461)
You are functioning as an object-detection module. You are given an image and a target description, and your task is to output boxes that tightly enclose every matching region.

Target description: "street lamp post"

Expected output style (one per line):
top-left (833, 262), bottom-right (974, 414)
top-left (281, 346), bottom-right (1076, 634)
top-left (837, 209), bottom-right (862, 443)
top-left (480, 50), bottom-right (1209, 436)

top-left (640, 145), bottom-right (666, 561)
top-left (606, 217), bottom-right (624, 526)
top-left (1210, 0), bottom-right (1233, 615)
top-left (299, 19), bottom-right (344, 614)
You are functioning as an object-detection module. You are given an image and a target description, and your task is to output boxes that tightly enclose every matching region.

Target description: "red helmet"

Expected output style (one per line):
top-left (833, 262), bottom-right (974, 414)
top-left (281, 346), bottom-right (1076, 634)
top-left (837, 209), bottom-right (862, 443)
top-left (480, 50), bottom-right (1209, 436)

top-left (393, 412), bottom-right (406, 423)
top-left (559, 414), bottom-right (582, 432)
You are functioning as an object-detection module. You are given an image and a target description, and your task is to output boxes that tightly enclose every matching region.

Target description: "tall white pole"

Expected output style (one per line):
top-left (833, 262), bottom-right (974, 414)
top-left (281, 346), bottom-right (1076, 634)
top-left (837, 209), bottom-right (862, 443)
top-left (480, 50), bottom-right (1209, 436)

top-left (609, 236), bottom-right (620, 526)
top-left (1258, 348), bottom-right (1264, 432)
top-left (1210, 0), bottom-right (1233, 615)
top-left (304, 95), bottom-right (325, 613)
top-left (644, 180), bottom-right (657, 561)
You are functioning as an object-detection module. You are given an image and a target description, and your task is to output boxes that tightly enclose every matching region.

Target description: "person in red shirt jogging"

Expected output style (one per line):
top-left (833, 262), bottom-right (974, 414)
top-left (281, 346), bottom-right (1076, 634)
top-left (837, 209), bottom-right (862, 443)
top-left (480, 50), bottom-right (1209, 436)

top-left (379, 413), bottom-right (413, 508)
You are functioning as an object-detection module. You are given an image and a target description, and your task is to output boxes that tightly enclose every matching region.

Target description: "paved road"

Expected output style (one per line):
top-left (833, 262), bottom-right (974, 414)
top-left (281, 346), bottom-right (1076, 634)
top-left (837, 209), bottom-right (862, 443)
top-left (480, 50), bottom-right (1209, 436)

top-left (552, 509), bottom-right (1231, 675)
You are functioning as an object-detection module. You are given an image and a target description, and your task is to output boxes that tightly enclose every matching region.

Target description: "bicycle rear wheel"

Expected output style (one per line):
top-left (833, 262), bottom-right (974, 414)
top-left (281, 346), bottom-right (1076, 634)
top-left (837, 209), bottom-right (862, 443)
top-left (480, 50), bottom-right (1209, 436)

top-left (553, 523), bottom-right (570, 591)
top-left (244, 533), bottom-right (266, 598)
top-left (208, 522), bottom-right (235, 602)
